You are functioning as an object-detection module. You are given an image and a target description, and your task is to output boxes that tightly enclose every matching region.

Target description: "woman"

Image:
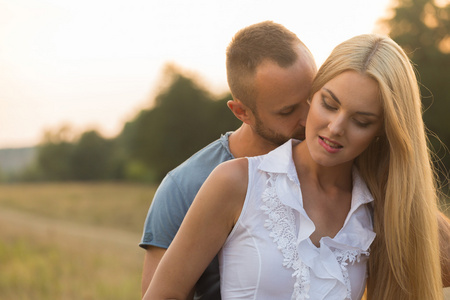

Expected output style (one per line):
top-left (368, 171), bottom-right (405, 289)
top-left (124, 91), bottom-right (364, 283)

top-left (312, 34), bottom-right (445, 299)
top-left (144, 34), bottom-right (445, 299)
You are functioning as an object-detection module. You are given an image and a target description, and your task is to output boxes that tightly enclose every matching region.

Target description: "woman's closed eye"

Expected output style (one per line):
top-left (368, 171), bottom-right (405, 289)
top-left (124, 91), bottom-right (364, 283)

top-left (321, 96), bottom-right (338, 111)
top-left (353, 119), bottom-right (372, 128)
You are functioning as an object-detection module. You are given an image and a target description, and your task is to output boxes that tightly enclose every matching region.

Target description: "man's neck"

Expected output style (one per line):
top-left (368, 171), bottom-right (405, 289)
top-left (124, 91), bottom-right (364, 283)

top-left (228, 124), bottom-right (279, 158)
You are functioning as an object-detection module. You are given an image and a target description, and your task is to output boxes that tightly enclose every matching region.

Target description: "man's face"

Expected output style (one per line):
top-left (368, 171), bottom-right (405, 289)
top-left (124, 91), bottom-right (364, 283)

top-left (250, 55), bottom-right (315, 146)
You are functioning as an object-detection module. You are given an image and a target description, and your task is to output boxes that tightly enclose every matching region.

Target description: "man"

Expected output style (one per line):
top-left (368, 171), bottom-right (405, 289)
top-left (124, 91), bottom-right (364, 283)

top-left (140, 20), bottom-right (317, 299)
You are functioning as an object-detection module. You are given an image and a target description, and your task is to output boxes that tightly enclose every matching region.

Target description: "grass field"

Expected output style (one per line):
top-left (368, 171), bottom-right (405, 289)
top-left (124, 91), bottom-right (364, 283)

top-left (0, 182), bottom-right (449, 299)
top-left (0, 182), bottom-right (156, 300)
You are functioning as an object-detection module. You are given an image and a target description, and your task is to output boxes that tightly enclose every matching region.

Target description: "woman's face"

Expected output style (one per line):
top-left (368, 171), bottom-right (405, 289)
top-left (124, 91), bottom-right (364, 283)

top-left (305, 70), bottom-right (383, 168)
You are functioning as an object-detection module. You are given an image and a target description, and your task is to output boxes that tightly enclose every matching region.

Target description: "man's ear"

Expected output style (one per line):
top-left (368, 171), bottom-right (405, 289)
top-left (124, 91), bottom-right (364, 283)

top-left (227, 99), bottom-right (253, 125)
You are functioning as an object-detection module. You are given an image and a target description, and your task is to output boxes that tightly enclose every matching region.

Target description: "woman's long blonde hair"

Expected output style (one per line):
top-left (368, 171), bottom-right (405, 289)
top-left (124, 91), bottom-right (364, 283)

top-left (310, 34), bottom-right (442, 299)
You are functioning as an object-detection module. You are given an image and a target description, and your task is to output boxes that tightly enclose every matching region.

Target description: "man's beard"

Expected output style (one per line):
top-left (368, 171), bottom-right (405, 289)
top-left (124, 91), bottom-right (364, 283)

top-left (253, 115), bottom-right (305, 146)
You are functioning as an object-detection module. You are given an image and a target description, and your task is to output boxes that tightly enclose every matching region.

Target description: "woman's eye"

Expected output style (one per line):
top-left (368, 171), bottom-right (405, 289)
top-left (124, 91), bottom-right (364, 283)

top-left (354, 119), bottom-right (371, 128)
top-left (321, 97), bottom-right (337, 111)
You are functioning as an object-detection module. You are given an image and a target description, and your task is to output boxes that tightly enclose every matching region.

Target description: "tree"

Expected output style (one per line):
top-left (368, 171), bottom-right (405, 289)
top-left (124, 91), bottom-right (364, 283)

top-left (30, 65), bottom-right (241, 182)
top-left (383, 0), bottom-right (450, 180)
top-left (36, 126), bottom-right (76, 181)
top-left (35, 126), bottom-right (125, 181)
top-left (121, 65), bottom-right (240, 181)
top-left (70, 130), bottom-right (118, 180)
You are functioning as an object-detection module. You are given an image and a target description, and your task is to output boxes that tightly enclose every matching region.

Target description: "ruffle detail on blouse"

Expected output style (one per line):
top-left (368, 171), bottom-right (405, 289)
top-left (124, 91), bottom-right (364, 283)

top-left (260, 169), bottom-right (375, 300)
top-left (261, 172), bottom-right (310, 300)
top-left (334, 249), bottom-right (369, 299)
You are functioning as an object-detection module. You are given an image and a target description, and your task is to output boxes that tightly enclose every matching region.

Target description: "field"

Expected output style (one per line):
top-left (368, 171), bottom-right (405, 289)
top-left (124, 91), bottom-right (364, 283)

top-left (0, 183), bottom-right (155, 300)
top-left (0, 182), bottom-right (449, 299)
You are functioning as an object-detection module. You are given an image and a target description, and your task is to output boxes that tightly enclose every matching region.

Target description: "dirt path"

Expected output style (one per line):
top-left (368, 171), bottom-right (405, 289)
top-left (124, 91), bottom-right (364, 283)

top-left (0, 206), bottom-right (142, 249)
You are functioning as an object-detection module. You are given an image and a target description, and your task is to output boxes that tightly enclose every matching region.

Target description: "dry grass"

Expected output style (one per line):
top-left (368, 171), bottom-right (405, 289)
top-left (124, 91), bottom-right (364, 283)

top-left (0, 182), bottom-right (156, 300)
top-left (0, 182), bottom-right (156, 233)
top-left (0, 183), bottom-right (448, 299)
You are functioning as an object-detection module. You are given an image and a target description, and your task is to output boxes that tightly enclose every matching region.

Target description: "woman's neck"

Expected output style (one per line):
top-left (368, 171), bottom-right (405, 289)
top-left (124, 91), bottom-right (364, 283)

top-left (293, 141), bottom-right (353, 193)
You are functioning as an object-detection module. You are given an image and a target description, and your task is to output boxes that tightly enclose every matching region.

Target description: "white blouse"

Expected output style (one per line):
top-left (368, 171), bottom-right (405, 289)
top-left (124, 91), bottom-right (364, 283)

top-left (219, 139), bottom-right (376, 300)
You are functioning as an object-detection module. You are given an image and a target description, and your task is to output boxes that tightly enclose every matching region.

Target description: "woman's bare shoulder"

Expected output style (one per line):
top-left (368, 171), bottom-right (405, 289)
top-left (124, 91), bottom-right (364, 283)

top-left (193, 158), bottom-right (249, 225)
top-left (214, 157), bottom-right (248, 176)
top-left (202, 158), bottom-right (249, 199)
top-left (209, 158), bottom-right (248, 185)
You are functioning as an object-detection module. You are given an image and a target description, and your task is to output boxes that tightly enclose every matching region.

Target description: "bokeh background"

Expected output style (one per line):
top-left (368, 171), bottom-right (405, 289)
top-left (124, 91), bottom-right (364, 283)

top-left (0, 0), bottom-right (449, 299)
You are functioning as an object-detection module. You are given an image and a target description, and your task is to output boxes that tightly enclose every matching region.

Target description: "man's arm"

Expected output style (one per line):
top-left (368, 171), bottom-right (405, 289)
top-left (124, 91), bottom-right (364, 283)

top-left (140, 135), bottom-right (234, 298)
top-left (139, 174), bottom-right (192, 296)
top-left (142, 159), bottom-right (248, 299)
top-left (141, 246), bottom-right (166, 297)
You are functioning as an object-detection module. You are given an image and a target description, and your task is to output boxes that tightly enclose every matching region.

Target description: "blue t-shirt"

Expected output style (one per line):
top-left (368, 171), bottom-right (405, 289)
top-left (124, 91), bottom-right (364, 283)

top-left (140, 132), bottom-right (234, 300)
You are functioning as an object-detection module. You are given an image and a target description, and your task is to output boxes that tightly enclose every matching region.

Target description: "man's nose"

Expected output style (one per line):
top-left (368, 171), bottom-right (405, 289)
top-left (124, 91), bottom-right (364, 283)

top-left (298, 101), bottom-right (310, 127)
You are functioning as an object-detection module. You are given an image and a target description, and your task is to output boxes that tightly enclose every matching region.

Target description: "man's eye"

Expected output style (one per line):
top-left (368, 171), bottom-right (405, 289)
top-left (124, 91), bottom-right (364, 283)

top-left (279, 108), bottom-right (294, 116)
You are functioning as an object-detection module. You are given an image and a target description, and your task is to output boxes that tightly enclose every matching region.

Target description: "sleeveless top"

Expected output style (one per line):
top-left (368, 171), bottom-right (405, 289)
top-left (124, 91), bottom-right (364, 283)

top-left (219, 139), bottom-right (376, 300)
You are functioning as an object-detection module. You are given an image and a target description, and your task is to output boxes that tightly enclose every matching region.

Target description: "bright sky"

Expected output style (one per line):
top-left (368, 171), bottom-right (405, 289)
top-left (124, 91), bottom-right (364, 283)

top-left (0, 0), bottom-right (392, 149)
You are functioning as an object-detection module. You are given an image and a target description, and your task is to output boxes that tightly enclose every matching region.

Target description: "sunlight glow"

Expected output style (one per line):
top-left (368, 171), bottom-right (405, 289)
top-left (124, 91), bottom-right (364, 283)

top-left (0, 0), bottom-right (391, 148)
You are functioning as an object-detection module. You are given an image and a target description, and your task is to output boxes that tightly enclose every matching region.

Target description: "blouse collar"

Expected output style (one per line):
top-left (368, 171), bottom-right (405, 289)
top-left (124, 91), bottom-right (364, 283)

top-left (257, 138), bottom-right (375, 250)
top-left (258, 139), bottom-right (376, 299)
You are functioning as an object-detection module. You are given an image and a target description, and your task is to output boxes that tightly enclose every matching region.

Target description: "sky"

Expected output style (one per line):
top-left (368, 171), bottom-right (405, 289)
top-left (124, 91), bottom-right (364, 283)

top-left (0, 0), bottom-right (392, 149)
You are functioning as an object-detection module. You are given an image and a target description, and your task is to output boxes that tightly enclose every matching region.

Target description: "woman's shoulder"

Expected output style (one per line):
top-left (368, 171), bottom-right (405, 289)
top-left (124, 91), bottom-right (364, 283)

top-left (209, 157), bottom-right (249, 187)
top-left (199, 158), bottom-right (249, 224)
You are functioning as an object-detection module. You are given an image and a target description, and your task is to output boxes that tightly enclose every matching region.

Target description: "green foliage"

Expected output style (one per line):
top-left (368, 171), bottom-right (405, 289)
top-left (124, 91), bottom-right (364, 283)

top-left (71, 131), bottom-right (120, 180)
top-left (384, 0), bottom-right (450, 179)
top-left (34, 130), bottom-right (125, 181)
top-left (24, 65), bottom-right (239, 182)
top-left (124, 160), bottom-right (158, 182)
top-left (37, 141), bottom-right (74, 181)
top-left (121, 66), bottom-right (240, 181)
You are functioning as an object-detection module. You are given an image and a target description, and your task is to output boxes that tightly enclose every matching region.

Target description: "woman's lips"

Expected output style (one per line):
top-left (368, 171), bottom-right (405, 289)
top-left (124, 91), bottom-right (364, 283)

top-left (318, 136), bottom-right (343, 153)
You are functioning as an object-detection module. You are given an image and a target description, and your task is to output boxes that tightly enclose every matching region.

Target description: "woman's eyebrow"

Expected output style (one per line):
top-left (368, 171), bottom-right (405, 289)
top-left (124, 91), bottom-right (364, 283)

top-left (322, 87), bottom-right (379, 117)
top-left (323, 87), bottom-right (341, 105)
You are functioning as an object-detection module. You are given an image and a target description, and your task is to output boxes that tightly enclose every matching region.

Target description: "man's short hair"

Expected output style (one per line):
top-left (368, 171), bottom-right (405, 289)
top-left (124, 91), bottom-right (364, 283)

top-left (226, 21), bottom-right (307, 110)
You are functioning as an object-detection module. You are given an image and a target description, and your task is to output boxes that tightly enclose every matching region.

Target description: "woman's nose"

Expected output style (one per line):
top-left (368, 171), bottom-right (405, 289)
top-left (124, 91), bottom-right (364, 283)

top-left (328, 115), bottom-right (345, 136)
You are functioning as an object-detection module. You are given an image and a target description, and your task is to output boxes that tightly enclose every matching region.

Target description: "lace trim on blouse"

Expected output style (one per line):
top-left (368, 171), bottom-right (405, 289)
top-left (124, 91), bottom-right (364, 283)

top-left (261, 173), bottom-right (310, 300)
top-left (261, 172), bottom-right (367, 300)
top-left (334, 249), bottom-right (369, 299)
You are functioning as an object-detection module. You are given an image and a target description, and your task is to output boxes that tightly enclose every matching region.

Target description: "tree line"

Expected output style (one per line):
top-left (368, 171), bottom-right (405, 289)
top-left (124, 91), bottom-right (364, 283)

top-left (386, 0), bottom-right (450, 189)
top-left (17, 66), bottom-right (241, 182)
top-left (10, 0), bottom-right (450, 186)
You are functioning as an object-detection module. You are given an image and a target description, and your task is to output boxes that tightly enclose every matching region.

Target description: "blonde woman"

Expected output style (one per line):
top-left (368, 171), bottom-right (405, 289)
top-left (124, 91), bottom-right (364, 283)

top-left (310, 34), bottom-right (447, 299)
top-left (144, 34), bottom-right (448, 300)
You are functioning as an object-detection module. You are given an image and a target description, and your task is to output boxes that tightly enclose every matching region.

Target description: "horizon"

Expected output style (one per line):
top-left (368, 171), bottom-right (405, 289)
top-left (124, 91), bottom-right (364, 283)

top-left (0, 0), bottom-right (391, 149)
